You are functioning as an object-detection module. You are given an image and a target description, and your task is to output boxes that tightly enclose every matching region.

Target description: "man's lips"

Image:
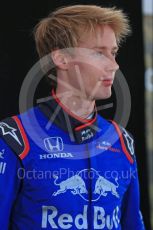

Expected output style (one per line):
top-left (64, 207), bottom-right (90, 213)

top-left (102, 79), bottom-right (114, 87)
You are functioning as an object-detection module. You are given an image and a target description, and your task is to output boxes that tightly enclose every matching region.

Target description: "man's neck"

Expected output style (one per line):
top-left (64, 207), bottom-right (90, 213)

top-left (56, 88), bottom-right (95, 119)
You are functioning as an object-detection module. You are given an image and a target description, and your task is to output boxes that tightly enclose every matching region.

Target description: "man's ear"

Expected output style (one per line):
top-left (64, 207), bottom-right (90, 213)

top-left (51, 50), bottom-right (69, 70)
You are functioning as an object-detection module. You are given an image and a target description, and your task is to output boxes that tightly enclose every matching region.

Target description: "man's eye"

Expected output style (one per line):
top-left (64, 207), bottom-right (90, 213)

top-left (93, 52), bottom-right (104, 57)
top-left (97, 52), bottom-right (104, 56)
top-left (112, 52), bottom-right (118, 57)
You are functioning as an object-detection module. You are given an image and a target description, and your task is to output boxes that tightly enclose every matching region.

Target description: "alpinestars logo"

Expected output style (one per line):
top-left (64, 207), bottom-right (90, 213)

top-left (121, 128), bottom-right (134, 155)
top-left (0, 122), bottom-right (22, 146)
top-left (52, 168), bottom-right (119, 201)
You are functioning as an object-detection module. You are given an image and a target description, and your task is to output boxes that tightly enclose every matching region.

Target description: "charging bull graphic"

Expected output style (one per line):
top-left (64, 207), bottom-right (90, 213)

top-left (52, 174), bottom-right (88, 200)
top-left (94, 176), bottom-right (119, 198)
top-left (52, 168), bottom-right (120, 201)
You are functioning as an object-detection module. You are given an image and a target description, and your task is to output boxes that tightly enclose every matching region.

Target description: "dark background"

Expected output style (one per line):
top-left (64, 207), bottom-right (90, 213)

top-left (0, 0), bottom-right (151, 228)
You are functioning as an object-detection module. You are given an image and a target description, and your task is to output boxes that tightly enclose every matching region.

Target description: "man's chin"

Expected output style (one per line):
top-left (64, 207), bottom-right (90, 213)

top-left (94, 92), bottom-right (112, 100)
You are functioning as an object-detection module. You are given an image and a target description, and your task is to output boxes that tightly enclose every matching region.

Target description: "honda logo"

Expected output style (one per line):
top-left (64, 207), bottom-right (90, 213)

top-left (44, 137), bottom-right (64, 152)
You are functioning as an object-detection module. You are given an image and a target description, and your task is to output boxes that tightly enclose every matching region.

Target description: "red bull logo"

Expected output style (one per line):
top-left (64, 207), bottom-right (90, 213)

top-left (52, 174), bottom-right (88, 198)
top-left (94, 176), bottom-right (119, 199)
top-left (52, 168), bottom-right (120, 202)
top-left (41, 205), bottom-right (120, 229)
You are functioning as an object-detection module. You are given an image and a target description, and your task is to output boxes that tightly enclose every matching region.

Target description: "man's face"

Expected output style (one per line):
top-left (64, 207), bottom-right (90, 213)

top-left (66, 25), bottom-right (119, 100)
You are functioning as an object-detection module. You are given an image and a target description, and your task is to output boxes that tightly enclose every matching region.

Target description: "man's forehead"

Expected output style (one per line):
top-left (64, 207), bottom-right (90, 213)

top-left (78, 24), bottom-right (117, 49)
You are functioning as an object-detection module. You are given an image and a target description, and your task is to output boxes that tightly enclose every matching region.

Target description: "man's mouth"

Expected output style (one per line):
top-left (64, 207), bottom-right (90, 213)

top-left (102, 79), bottom-right (113, 87)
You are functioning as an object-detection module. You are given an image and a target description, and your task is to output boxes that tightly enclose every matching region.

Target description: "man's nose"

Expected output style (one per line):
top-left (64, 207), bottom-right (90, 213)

top-left (106, 58), bottom-right (119, 72)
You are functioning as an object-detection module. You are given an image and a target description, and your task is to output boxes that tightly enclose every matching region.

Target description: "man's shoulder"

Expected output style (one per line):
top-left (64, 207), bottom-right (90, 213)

top-left (98, 116), bottom-right (136, 164)
top-left (111, 120), bottom-right (136, 163)
top-left (0, 104), bottom-right (47, 159)
top-left (0, 112), bottom-right (31, 160)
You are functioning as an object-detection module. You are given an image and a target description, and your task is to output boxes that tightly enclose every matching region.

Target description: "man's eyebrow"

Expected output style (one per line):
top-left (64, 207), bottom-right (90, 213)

top-left (91, 46), bottom-right (119, 51)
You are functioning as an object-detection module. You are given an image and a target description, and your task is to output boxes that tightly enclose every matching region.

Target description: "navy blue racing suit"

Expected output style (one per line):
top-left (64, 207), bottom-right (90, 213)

top-left (0, 90), bottom-right (145, 229)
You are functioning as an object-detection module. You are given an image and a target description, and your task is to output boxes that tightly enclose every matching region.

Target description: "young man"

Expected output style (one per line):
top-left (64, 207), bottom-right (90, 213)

top-left (0, 5), bottom-right (145, 229)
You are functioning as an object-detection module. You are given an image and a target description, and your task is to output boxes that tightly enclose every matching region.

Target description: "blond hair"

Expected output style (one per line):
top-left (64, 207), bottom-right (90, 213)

top-left (34, 5), bottom-right (131, 59)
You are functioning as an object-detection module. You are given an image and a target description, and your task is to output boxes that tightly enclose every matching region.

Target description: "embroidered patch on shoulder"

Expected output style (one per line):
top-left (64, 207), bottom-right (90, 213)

top-left (0, 116), bottom-right (30, 159)
top-left (120, 127), bottom-right (135, 159)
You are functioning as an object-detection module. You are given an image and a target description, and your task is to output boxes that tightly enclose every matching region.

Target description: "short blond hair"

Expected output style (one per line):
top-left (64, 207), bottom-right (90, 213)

top-left (34, 5), bottom-right (131, 59)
